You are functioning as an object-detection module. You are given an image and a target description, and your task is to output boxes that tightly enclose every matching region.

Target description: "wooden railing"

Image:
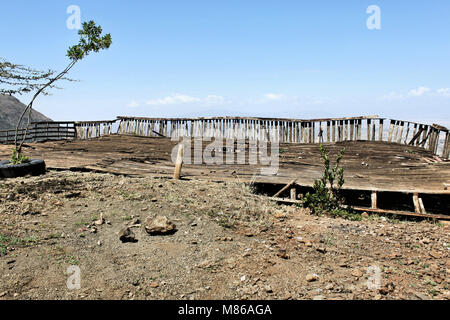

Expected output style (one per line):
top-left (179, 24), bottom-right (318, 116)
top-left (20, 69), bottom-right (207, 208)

top-left (74, 120), bottom-right (117, 139)
top-left (0, 121), bottom-right (77, 144)
top-left (116, 115), bottom-right (449, 159)
top-left (1, 116), bottom-right (448, 159)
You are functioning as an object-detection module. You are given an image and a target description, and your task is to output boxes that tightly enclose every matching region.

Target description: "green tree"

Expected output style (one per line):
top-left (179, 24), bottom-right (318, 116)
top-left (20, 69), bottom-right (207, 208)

top-left (0, 58), bottom-right (66, 96)
top-left (12, 21), bottom-right (112, 163)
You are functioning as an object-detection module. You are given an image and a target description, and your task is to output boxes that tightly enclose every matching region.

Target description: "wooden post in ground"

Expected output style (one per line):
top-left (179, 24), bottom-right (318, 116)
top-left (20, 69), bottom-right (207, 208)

top-left (378, 119), bottom-right (384, 141)
top-left (371, 191), bottom-right (378, 209)
top-left (173, 144), bottom-right (185, 180)
top-left (418, 198), bottom-right (427, 214)
top-left (413, 193), bottom-right (421, 213)
top-left (290, 187), bottom-right (297, 200)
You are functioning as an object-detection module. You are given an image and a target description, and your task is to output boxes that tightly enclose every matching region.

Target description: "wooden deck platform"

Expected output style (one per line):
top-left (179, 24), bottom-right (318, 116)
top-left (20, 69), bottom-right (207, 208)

top-left (1, 134), bottom-right (449, 196)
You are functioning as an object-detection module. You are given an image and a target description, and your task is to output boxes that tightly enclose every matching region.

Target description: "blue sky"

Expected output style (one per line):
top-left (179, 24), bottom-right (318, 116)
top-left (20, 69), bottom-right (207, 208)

top-left (1, 0), bottom-right (450, 126)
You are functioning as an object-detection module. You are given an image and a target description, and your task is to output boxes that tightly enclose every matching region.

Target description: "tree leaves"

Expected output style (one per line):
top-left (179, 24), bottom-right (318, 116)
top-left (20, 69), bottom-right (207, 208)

top-left (67, 21), bottom-right (112, 61)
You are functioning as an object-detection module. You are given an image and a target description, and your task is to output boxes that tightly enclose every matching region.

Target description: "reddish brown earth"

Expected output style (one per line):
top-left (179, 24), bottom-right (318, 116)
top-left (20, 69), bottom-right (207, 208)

top-left (0, 171), bottom-right (449, 300)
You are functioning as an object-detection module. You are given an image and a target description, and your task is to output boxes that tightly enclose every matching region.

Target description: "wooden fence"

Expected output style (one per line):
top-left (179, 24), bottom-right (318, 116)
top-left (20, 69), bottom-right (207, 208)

top-left (0, 120), bottom-right (116, 144)
top-left (74, 120), bottom-right (116, 139)
top-left (116, 116), bottom-right (450, 159)
top-left (1, 116), bottom-right (448, 159)
top-left (0, 121), bottom-right (77, 144)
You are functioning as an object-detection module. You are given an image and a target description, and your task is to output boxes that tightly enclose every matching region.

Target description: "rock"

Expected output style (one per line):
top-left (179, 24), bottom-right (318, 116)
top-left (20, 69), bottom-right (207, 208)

top-left (325, 283), bottom-right (334, 290)
top-left (351, 269), bottom-right (364, 278)
top-left (316, 247), bottom-right (327, 254)
top-left (430, 250), bottom-right (441, 259)
top-left (379, 282), bottom-right (395, 295)
top-left (277, 249), bottom-right (290, 259)
top-left (422, 238), bottom-right (431, 244)
top-left (306, 274), bottom-right (319, 282)
top-left (312, 295), bottom-right (324, 300)
top-left (273, 211), bottom-right (287, 219)
top-left (119, 227), bottom-right (137, 243)
top-left (265, 285), bottom-right (273, 293)
top-left (361, 212), bottom-right (369, 218)
top-left (415, 292), bottom-right (429, 300)
top-left (144, 215), bottom-right (177, 235)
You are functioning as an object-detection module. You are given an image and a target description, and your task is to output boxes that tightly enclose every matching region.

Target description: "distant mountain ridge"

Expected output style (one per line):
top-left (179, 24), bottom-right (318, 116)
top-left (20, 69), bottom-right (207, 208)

top-left (0, 95), bottom-right (52, 131)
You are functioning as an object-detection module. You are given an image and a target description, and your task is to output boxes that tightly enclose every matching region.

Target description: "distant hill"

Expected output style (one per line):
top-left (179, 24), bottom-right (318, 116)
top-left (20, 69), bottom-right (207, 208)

top-left (0, 95), bottom-right (52, 131)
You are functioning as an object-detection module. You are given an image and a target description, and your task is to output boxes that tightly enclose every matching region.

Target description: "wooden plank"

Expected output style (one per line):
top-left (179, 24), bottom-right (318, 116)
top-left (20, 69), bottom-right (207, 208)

top-left (388, 120), bottom-right (395, 142)
top-left (273, 179), bottom-right (297, 198)
top-left (350, 206), bottom-right (449, 220)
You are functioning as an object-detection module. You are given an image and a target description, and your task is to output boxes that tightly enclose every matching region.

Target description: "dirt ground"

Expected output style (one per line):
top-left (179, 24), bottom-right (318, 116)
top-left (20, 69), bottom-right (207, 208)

top-left (0, 171), bottom-right (449, 300)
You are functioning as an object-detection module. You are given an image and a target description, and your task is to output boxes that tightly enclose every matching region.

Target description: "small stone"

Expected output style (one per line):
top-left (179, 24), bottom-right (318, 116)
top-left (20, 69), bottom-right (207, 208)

top-left (265, 285), bottom-right (273, 293)
top-left (351, 269), bottom-right (364, 278)
top-left (149, 282), bottom-right (159, 288)
top-left (119, 227), bottom-right (137, 243)
top-left (97, 240), bottom-right (102, 246)
top-left (306, 274), bottom-right (319, 282)
top-left (361, 212), bottom-right (369, 218)
top-left (415, 292), bottom-right (429, 300)
top-left (316, 247), bottom-right (326, 254)
top-left (430, 250), bottom-right (441, 259)
top-left (0, 291), bottom-right (6, 297)
top-left (273, 211), bottom-right (287, 219)
top-left (94, 215), bottom-right (104, 226)
top-left (240, 275), bottom-right (246, 282)
top-left (144, 215), bottom-right (177, 235)
top-left (325, 283), bottom-right (334, 290)
top-left (313, 295), bottom-right (324, 300)
top-left (277, 249), bottom-right (290, 259)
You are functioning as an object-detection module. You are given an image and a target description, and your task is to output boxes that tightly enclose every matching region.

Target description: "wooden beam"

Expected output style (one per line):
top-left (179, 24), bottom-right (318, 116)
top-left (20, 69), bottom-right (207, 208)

top-left (273, 179), bottom-right (297, 198)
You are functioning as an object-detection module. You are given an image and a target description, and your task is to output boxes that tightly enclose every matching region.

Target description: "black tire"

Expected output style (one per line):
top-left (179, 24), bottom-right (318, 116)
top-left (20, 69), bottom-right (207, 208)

top-left (0, 159), bottom-right (46, 178)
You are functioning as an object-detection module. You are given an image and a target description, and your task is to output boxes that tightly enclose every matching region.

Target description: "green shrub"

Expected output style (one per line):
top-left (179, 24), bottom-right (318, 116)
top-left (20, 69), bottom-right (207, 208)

top-left (10, 148), bottom-right (30, 165)
top-left (303, 144), bottom-right (346, 214)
